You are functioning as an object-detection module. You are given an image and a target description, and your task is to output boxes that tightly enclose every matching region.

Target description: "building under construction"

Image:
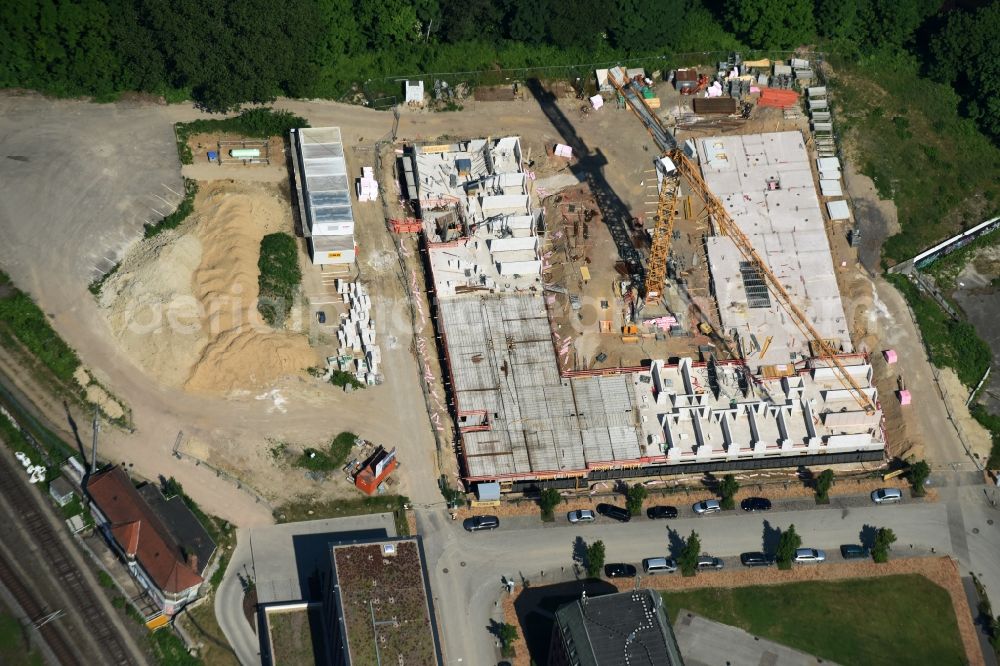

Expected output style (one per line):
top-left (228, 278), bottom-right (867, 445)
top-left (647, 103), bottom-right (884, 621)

top-left (411, 134), bottom-right (885, 492)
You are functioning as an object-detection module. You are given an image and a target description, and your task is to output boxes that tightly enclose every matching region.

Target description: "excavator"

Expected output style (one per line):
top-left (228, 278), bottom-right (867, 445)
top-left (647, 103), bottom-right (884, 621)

top-left (606, 66), bottom-right (876, 415)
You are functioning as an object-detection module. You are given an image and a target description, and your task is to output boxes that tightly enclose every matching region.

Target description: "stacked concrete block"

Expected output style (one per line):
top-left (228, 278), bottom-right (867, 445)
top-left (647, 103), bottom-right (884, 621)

top-left (329, 280), bottom-right (383, 385)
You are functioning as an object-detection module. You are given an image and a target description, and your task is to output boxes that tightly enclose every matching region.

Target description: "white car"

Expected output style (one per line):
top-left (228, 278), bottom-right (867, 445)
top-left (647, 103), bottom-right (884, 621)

top-left (567, 509), bottom-right (595, 523)
top-left (871, 488), bottom-right (902, 504)
top-left (692, 499), bottom-right (721, 515)
top-left (794, 548), bottom-right (826, 563)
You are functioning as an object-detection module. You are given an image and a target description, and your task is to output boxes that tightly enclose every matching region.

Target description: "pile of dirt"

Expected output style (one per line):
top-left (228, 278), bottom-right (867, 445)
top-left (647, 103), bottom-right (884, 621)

top-left (100, 181), bottom-right (316, 394)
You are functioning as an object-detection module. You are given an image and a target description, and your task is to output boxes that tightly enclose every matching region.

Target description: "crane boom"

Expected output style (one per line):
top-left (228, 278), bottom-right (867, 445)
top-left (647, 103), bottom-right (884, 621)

top-left (607, 66), bottom-right (876, 414)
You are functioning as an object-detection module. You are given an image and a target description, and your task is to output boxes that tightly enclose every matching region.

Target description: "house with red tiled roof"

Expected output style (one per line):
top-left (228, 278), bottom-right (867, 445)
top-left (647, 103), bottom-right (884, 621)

top-left (86, 466), bottom-right (206, 615)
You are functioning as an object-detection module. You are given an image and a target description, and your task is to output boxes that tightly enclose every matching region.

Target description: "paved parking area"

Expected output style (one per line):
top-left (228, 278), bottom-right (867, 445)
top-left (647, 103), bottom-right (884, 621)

top-left (673, 609), bottom-right (836, 666)
top-left (0, 95), bottom-right (189, 294)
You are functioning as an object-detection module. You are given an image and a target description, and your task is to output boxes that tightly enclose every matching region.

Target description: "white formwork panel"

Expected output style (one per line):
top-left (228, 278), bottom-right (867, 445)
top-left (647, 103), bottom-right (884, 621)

top-left (826, 200), bottom-right (851, 220)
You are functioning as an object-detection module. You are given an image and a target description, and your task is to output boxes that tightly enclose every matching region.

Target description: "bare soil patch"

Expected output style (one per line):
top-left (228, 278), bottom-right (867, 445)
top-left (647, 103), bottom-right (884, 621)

top-left (99, 180), bottom-right (316, 395)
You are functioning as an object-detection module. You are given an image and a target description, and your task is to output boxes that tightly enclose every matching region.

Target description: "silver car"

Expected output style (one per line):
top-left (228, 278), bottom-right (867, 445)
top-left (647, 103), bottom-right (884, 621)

top-left (693, 499), bottom-right (722, 515)
top-left (567, 509), bottom-right (595, 523)
top-left (794, 548), bottom-right (826, 563)
top-left (871, 488), bottom-right (902, 504)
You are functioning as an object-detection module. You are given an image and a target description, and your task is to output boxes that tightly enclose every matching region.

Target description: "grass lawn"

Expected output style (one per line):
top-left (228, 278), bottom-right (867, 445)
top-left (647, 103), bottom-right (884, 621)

top-left (0, 270), bottom-right (80, 383)
top-left (831, 53), bottom-right (1000, 266)
top-left (293, 431), bottom-right (358, 472)
top-left (0, 610), bottom-right (44, 666)
top-left (182, 598), bottom-right (240, 666)
top-left (661, 574), bottom-right (965, 665)
top-left (267, 608), bottom-right (324, 666)
top-left (274, 494), bottom-right (410, 536)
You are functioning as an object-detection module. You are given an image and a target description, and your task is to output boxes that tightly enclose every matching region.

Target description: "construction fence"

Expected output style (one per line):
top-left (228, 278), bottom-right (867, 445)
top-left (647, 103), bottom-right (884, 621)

top-left (357, 50), bottom-right (828, 109)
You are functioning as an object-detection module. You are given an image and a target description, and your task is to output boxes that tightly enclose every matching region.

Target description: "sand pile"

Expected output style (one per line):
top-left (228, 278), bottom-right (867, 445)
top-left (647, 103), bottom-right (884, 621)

top-left (101, 181), bottom-right (315, 394)
top-left (101, 229), bottom-right (206, 387)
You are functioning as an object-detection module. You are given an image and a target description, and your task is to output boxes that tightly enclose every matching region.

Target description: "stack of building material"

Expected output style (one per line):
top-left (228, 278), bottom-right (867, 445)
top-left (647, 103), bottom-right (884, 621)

top-left (693, 97), bottom-right (737, 115)
top-left (808, 87), bottom-right (837, 158)
top-left (332, 279), bottom-right (382, 385)
top-left (357, 167), bottom-right (378, 202)
top-left (554, 144), bottom-right (573, 158)
top-left (757, 88), bottom-right (799, 108)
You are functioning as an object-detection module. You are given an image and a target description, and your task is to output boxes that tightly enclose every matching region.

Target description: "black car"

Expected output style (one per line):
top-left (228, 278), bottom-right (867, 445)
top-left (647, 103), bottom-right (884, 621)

top-left (840, 544), bottom-right (869, 560)
top-left (463, 515), bottom-right (500, 532)
top-left (604, 563), bottom-right (637, 578)
top-left (646, 505), bottom-right (679, 520)
top-left (740, 551), bottom-right (775, 567)
top-left (740, 497), bottom-right (772, 512)
top-left (596, 503), bottom-right (632, 523)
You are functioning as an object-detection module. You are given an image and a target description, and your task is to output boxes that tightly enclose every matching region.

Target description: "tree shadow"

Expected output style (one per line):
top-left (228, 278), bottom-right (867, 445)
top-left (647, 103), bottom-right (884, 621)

top-left (486, 617), bottom-right (505, 641)
top-left (797, 465), bottom-right (815, 489)
top-left (761, 519), bottom-right (782, 555)
top-left (525, 78), bottom-right (645, 284)
top-left (700, 472), bottom-right (718, 493)
top-left (666, 527), bottom-right (686, 559)
top-left (572, 536), bottom-right (587, 564)
top-left (859, 524), bottom-right (878, 549)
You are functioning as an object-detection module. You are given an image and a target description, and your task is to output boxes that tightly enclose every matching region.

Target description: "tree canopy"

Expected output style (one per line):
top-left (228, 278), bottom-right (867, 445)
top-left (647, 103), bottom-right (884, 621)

top-left (0, 0), bottom-right (993, 143)
top-left (776, 524), bottom-right (802, 569)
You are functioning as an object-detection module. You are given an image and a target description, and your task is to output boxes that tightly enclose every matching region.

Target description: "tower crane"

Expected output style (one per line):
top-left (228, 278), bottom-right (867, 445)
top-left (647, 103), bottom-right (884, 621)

top-left (606, 66), bottom-right (876, 414)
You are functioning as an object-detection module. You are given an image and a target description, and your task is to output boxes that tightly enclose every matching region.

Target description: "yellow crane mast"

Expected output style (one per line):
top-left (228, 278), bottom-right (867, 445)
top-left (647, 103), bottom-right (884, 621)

top-left (606, 66), bottom-right (876, 414)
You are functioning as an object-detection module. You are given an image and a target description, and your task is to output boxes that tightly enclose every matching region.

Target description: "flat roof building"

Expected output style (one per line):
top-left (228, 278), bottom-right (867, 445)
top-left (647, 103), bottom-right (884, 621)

top-left (549, 590), bottom-right (685, 666)
top-left (291, 126), bottom-right (357, 266)
top-left (329, 539), bottom-right (441, 666)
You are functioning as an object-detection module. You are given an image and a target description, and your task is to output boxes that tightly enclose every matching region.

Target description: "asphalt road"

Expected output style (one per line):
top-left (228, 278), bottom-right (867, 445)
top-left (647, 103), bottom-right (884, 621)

top-left (417, 480), bottom-right (1000, 666)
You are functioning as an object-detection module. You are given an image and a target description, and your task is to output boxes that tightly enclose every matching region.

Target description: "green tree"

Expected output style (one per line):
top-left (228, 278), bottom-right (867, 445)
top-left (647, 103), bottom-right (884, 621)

top-left (857, 0), bottom-right (938, 53)
top-left (929, 3), bottom-right (1000, 143)
top-left (498, 622), bottom-right (518, 656)
top-left (586, 540), bottom-right (606, 578)
top-left (626, 484), bottom-right (648, 516)
top-left (908, 460), bottom-right (931, 496)
top-left (815, 469), bottom-right (835, 503)
top-left (872, 527), bottom-right (897, 563)
top-left (503, 0), bottom-right (549, 45)
top-left (719, 474), bottom-right (739, 510)
top-left (538, 488), bottom-right (562, 521)
top-left (725, 0), bottom-right (815, 49)
top-left (441, 0), bottom-right (502, 44)
top-left (608, 0), bottom-right (687, 54)
top-left (814, 0), bottom-right (860, 47)
top-left (776, 524), bottom-right (802, 569)
top-left (678, 530), bottom-right (701, 577)
top-left (547, 0), bottom-right (603, 49)
top-left (355, 0), bottom-right (419, 51)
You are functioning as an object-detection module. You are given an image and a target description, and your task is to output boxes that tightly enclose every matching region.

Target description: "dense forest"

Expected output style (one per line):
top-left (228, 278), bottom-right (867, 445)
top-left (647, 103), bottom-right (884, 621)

top-left (0, 0), bottom-right (996, 140)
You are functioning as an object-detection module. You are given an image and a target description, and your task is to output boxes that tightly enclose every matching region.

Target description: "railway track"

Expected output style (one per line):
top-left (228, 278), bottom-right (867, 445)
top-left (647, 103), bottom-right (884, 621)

top-left (0, 446), bottom-right (138, 665)
top-left (0, 550), bottom-right (82, 666)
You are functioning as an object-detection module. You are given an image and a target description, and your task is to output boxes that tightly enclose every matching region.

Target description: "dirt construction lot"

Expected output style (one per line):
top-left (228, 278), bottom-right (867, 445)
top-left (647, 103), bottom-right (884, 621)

top-left (0, 90), bottom-right (666, 525)
top-left (0, 85), bottom-right (987, 526)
